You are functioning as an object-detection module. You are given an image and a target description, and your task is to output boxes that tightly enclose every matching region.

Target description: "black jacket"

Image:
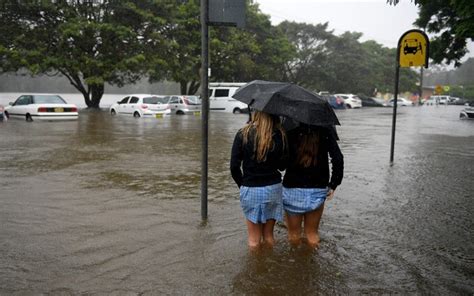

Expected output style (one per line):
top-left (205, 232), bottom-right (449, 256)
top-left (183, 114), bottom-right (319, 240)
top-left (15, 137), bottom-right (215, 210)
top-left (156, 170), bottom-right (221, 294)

top-left (230, 127), bottom-right (286, 188)
top-left (282, 127), bottom-right (343, 190)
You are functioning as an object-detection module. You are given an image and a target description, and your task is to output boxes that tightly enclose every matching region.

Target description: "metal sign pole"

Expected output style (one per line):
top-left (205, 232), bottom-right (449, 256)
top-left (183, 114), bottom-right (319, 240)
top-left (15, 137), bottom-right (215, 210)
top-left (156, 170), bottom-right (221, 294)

top-left (200, 0), bottom-right (209, 220)
top-left (390, 64), bottom-right (400, 164)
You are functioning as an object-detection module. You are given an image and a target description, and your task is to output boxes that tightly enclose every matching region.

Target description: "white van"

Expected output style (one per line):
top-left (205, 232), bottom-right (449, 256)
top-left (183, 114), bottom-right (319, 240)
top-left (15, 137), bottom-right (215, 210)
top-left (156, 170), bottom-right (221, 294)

top-left (209, 82), bottom-right (249, 113)
top-left (429, 95), bottom-right (450, 105)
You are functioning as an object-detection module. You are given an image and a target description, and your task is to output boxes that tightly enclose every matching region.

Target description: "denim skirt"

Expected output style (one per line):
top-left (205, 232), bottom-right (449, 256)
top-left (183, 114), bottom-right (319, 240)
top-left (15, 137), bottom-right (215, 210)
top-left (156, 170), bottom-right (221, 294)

top-left (282, 187), bottom-right (328, 215)
top-left (240, 183), bottom-right (283, 224)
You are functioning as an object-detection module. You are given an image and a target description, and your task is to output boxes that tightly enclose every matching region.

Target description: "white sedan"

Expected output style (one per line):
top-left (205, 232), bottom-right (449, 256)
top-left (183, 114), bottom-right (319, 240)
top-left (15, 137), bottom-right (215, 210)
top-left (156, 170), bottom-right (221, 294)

top-left (5, 94), bottom-right (78, 121)
top-left (387, 97), bottom-right (414, 107)
top-left (334, 94), bottom-right (363, 108)
top-left (109, 94), bottom-right (172, 118)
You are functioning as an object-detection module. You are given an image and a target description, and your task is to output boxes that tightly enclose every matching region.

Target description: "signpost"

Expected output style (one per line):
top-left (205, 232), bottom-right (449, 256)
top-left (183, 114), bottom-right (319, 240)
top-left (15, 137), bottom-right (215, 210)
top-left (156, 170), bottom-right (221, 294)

top-left (201, 0), bottom-right (245, 220)
top-left (390, 29), bottom-right (429, 163)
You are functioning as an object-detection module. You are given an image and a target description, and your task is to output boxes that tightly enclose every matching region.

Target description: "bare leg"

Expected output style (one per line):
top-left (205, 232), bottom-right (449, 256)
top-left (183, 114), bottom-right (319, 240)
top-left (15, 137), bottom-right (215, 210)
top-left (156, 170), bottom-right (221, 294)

top-left (262, 219), bottom-right (276, 248)
top-left (246, 220), bottom-right (263, 251)
top-left (303, 204), bottom-right (324, 249)
top-left (286, 213), bottom-right (303, 247)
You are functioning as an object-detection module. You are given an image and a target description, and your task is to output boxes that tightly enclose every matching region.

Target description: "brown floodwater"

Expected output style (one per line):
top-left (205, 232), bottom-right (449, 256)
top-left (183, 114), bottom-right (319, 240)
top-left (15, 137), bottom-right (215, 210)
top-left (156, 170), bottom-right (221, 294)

top-left (0, 105), bottom-right (473, 294)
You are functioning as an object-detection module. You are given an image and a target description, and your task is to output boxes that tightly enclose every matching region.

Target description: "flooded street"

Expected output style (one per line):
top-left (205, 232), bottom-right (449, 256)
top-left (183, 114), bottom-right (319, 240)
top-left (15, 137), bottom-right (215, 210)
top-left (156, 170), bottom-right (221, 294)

top-left (0, 106), bottom-right (473, 294)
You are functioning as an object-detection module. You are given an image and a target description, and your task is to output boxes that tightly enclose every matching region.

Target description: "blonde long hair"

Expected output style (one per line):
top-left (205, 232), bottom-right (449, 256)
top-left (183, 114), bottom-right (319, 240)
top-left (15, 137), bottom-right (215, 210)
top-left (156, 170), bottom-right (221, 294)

top-left (296, 129), bottom-right (320, 167)
top-left (241, 111), bottom-right (286, 162)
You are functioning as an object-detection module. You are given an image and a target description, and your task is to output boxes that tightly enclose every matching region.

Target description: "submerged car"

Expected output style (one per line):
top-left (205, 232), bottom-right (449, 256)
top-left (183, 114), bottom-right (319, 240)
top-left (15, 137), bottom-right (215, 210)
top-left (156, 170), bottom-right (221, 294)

top-left (4, 94), bottom-right (78, 121)
top-left (359, 96), bottom-right (385, 107)
top-left (163, 95), bottom-right (201, 115)
top-left (460, 103), bottom-right (474, 119)
top-left (322, 94), bottom-right (346, 109)
top-left (334, 94), bottom-right (362, 109)
top-left (109, 94), bottom-right (172, 118)
top-left (387, 97), bottom-right (414, 107)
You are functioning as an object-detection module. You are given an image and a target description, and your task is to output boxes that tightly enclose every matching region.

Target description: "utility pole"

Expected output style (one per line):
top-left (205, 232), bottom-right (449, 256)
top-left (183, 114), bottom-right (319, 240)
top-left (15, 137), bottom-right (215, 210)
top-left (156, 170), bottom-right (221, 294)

top-left (200, 0), bottom-right (209, 220)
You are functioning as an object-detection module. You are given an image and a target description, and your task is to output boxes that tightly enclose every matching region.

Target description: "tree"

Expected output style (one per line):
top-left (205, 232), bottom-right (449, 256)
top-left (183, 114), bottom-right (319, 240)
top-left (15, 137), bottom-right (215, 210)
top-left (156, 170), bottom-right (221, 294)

top-left (0, 1), bottom-right (172, 108)
top-left (388, 0), bottom-right (474, 66)
top-left (148, 1), bottom-right (293, 94)
top-left (209, 2), bottom-right (294, 83)
top-left (151, 0), bottom-right (201, 95)
top-left (277, 21), bottom-right (333, 89)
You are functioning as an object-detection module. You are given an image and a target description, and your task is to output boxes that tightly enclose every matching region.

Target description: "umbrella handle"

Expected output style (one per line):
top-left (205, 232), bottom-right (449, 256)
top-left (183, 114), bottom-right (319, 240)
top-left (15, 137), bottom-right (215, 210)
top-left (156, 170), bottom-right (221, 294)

top-left (247, 104), bottom-right (252, 123)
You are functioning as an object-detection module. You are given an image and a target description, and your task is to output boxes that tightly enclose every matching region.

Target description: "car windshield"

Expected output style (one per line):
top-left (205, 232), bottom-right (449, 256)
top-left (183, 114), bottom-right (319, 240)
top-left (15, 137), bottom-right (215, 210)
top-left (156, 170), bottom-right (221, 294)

top-left (33, 95), bottom-right (66, 104)
top-left (143, 96), bottom-right (168, 104)
top-left (183, 96), bottom-right (201, 105)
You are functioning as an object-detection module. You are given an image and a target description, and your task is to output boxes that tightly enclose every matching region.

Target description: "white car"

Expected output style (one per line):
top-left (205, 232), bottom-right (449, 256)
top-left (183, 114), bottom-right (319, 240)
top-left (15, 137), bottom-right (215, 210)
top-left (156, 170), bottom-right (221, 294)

top-left (4, 94), bottom-right (78, 121)
top-left (334, 94), bottom-right (362, 108)
top-left (109, 94), bottom-right (172, 118)
top-left (387, 97), bottom-right (414, 107)
top-left (459, 106), bottom-right (474, 119)
top-left (163, 95), bottom-right (201, 115)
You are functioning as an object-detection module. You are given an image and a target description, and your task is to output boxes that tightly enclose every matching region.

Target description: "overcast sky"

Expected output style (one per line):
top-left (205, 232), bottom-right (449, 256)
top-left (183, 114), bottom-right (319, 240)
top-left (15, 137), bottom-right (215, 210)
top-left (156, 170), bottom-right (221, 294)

top-left (254, 0), bottom-right (473, 62)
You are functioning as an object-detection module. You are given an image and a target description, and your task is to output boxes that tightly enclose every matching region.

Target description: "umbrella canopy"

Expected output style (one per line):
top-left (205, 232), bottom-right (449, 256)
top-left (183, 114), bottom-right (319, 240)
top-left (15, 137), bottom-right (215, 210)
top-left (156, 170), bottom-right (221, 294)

top-left (232, 80), bottom-right (340, 126)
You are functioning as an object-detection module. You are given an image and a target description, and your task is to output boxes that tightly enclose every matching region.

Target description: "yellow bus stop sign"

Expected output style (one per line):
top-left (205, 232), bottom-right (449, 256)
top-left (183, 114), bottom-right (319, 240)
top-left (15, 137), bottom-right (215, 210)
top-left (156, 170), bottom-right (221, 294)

top-left (398, 29), bottom-right (429, 68)
top-left (435, 85), bottom-right (443, 94)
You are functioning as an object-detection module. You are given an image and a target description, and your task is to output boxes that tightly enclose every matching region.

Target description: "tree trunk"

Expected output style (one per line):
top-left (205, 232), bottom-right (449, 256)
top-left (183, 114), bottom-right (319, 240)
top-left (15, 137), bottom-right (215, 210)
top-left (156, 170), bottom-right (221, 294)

top-left (89, 84), bottom-right (104, 109)
top-left (188, 80), bottom-right (200, 95)
top-left (180, 80), bottom-right (200, 95)
top-left (180, 81), bottom-right (188, 95)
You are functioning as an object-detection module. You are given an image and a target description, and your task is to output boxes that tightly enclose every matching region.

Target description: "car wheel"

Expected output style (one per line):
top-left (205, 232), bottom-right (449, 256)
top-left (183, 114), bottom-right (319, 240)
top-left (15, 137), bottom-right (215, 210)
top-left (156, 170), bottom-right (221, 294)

top-left (133, 111), bottom-right (141, 118)
top-left (346, 104), bottom-right (352, 109)
top-left (4, 111), bottom-right (9, 119)
top-left (176, 110), bottom-right (185, 115)
top-left (233, 108), bottom-right (242, 114)
top-left (26, 114), bottom-right (33, 122)
top-left (111, 109), bottom-right (116, 116)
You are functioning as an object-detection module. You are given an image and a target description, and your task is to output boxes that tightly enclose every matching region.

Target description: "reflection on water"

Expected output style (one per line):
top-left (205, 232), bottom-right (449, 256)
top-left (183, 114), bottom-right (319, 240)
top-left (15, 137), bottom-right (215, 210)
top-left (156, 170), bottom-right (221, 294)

top-left (0, 106), bottom-right (473, 294)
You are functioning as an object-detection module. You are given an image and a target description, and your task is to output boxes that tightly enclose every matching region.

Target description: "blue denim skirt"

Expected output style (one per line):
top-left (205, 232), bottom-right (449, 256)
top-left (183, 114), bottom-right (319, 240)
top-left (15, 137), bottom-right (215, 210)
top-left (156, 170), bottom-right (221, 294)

top-left (240, 183), bottom-right (283, 224)
top-left (282, 187), bottom-right (328, 215)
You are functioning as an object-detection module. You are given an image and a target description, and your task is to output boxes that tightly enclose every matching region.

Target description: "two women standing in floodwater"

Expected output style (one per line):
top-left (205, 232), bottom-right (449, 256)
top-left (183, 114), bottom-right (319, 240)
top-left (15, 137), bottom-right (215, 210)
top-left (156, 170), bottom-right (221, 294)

top-left (230, 111), bottom-right (344, 250)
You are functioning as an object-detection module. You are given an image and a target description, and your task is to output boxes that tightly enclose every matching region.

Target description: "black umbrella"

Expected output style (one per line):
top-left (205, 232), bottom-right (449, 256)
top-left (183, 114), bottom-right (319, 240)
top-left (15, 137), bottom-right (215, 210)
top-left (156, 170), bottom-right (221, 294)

top-left (232, 80), bottom-right (340, 127)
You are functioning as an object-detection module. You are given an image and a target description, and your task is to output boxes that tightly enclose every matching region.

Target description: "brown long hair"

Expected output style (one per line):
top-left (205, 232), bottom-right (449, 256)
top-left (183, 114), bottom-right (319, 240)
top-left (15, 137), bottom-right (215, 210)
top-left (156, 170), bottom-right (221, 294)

top-left (296, 129), bottom-right (320, 167)
top-left (241, 111), bottom-right (286, 162)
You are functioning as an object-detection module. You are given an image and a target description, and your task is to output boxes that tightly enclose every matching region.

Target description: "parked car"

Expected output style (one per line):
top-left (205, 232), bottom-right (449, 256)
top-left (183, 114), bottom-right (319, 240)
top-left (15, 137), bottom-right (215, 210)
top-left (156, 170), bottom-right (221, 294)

top-left (322, 94), bottom-right (346, 109)
top-left (359, 95), bottom-right (385, 107)
top-left (209, 82), bottom-right (249, 114)
top-left (4, 94), bottom-right (78, 121)
top-left (109, 94), bottom-right (172, 118)
top-left (387, 97), bottom-right (414, 107)
top-left (459, 103), bottom-right (474, 119)
top-left (334, 93), bottom-right (362, 108)
top-left (448, 97), bottom-right (468, 105)
top-left (429, 95), bottom-right (450, 105)
top-left (163, 95), bottom-right (201, 115)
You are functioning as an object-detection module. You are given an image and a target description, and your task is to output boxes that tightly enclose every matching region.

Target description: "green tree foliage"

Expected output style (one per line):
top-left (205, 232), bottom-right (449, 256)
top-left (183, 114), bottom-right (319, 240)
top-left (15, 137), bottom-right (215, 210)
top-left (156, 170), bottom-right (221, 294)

top-left (278, 23), bottom-right (419, 95)
top-left (152, 0), bottom-right (201, 95)
top-left (388, 0), bottom-right (474, 66)
top-left (0, 1), bottom-right (172, 108)
top-left (150, 1), bottom-right (293, 94)
top-left (277, 21), bottom-right (332, 89)
top-left (209, 2), bottom-right (294, 83)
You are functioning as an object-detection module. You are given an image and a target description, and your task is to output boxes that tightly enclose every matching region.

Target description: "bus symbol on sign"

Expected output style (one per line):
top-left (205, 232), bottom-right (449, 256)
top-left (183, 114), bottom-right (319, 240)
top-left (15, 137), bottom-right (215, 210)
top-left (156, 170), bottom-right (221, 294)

top-left (403, 38), bottom-right (422, 55)
top-left (398, 30), bottom-right (429, 68)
